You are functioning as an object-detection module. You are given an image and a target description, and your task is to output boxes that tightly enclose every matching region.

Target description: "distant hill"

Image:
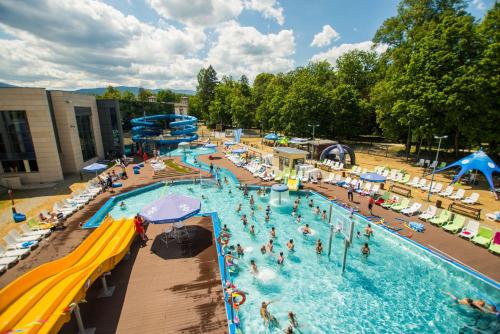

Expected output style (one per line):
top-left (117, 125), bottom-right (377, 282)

top-left (73, 86), bottom-right (195, 96)
top-left (0, 82), bottom-right (17, 88)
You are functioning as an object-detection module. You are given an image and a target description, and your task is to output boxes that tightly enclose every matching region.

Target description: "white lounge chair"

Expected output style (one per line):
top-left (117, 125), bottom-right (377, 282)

top-left (324, 173), bottom-right (335, 184)
top-left (8, 230), bottom-right (41, 243)
top-left (19, 224), bottom-right (51, 238)
top-left (438, 185), bottom-right (454, 197)
top-left (430, 183), bottom-right (443, 193)
top-left (407, 176), bottom-right (420, 188)
top-left (416, 159), bottom-right (425, 167)
top-left (486, 211), bottom-right (500, 222)
top-left (419, 206), bottom-right (437, 220)
top-left (429, 160), bottom-right (438, 169)
top-left (401, 202), bottom-right (422, 216)
top-left (416, 179), bottom-right (427, 189)
top-left (370, 184), bottom-right (380, 195)
top-left (449, 188), bottom-right (465, 201)
top-left (458, 220), bottom-right (480, 240)
top-left (0, 256), bottom-right (19, 268)
top-left (462, 192), bottom-right (479, 205)
top-left (334, 163), bottom-right (344, 171)
top-left (360, 183), bottom-right (372, 196)
top-left (0, 245), bottom-right (30, 259)
top-left (3, 235), bottom-right (38, 250)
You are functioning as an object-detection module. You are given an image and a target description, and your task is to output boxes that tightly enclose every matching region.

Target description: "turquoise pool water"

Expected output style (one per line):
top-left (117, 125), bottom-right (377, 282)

top-left (107, 148), bottom-right (499, 333)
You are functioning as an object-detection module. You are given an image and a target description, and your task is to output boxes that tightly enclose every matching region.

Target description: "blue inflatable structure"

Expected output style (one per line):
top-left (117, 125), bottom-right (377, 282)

top-left (131, 114), bottom-right (198, 146)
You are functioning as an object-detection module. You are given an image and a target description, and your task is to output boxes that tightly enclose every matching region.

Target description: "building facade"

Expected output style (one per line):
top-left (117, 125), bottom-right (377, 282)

top-left (0, 88), bottom-right (104, 187)
top-left (174, 97), bottom-right (189, 115)
top-left (96, 99), bottom-right (124, 159)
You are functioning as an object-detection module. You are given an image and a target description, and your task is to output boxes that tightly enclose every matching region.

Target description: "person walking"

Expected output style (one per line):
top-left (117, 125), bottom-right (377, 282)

top-left (347, 185), bottom-right (354, 202)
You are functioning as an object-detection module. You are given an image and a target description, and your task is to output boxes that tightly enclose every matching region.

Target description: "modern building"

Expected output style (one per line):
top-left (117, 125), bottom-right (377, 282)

top-left (96, 99), bottom-right (124, 158)
top-left (0, 87), bottom-right (104, 188)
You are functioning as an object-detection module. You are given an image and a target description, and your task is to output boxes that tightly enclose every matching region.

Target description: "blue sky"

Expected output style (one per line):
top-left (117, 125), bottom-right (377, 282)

top-left (0, 0), bottom-right (494, 90)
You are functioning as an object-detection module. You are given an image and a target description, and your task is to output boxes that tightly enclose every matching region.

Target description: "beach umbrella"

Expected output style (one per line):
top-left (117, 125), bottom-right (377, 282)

top-left (264, 133), bottom-right (279, 141)
top-left (232, 148), bottom-right (247, 154)
top-left (139, 194), bottom-right (201, 224)
top-left (360, 172), bottom-right (386, 183)
top-left (224, 141), bottom-right (236, 146)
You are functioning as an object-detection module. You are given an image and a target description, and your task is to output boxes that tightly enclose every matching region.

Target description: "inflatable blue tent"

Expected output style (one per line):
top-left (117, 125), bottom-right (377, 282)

top-left (435, 150), bottom-right (500, 194)
top-left (319, 144), bottom-right (356, 165)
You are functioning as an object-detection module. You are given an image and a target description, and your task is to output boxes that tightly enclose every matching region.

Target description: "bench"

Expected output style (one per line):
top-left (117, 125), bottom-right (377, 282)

top-left (389, 184), bottom-right (411, 198)
top-left (448, 202), bottom-right (481, 220)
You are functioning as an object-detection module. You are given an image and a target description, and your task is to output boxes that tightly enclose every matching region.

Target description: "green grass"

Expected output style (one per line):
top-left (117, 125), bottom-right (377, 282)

top-left (164, 160), bottom-right (191, 173)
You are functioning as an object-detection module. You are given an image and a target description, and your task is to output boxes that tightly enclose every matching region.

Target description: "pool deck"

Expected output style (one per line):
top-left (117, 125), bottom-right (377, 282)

top-left (198, 151), bottom-right (500, 284)
top-left (59, 216), bottom-right (228, 334)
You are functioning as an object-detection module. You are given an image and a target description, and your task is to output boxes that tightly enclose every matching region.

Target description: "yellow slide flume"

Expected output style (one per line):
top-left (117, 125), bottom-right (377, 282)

top-left (0, 216), bottom-right (136, 334)
top-left (287, 178), bottom-right (300, 191)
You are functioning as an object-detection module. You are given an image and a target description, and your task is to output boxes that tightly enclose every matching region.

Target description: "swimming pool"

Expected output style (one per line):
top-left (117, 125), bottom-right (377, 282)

top-left (102, 148), bottom-right (500, 333)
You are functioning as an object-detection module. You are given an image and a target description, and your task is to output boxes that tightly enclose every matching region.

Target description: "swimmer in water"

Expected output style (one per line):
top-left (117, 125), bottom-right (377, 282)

top-left (361, 243), bottom-right (370, 258)
top-left (250, 225), bottom-right (256, 235)
top-left (302, 224), bottom-right (311, 235)
top-left (241, 214), bottom-right (248, 226)
top-left (250, 260), bottom-right (258, 274)
top-left (201, 194), bottom-right (207, 200)
top-left (250, 208), bottom-right (255, 218)
top-left (236, 203), bottom-right (242, 213)
top-left (315, 206), bottom-right (320, 215)
top-left (296, 215), bottom-right (302, 224)
top-left (236, 244), bottom-right (244, 257)
top-left (365, 224), bottom-right (373, 238)
top-left (277, 251), bottom-right (285, 265)
top-left (260, 245), bottom-right (267, 254)
top-left (224, 176), bottom-right (228, 184)
top-left (356, 231), bottom-right (361, 238)
top-left (267, 239), bottom-right (274, 253)
top-left (228, 188), bottom-right (232, 194)
top-left (288, 312), bottom-right (299, 328)
top-left (270, 227), bottom-right (276, 238)
top-left (265, 213), bottom-right (270, 222)
top-left (287, 239), bottom-right (295, 252)
top-left (120, 201), bottom-right (126, 208)
top-left (445, 292), bottom-right (499, 315)
top-left (260, 301), bottom-right (279, 327)
top-left (316, 239), bottom-right (323, 254)
top-left (266, 205), bottom-right (271, 214)
top-left (222, 224), bottom-right (229, 233)
top-left (309, 199), bottom-right (314, 208)
top-left (293, 202), bottom-right (299, 211)
top-left (321, 210), bottom-right (327, 221)
top-left (250, 195), bottom-right (255, 207)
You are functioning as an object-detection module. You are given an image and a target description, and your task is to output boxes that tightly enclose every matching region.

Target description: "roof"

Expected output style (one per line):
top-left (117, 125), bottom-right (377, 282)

top-left (274, 147), bottom-right (309, 155)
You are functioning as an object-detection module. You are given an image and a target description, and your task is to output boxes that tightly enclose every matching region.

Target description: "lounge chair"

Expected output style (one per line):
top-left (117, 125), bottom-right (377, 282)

top-left (3, 235), bottom-right (38, 250)
top-left (462, 192), bottom-right (479, 205)
top-left (488, 232), bottom-right (500, 255)
top-left (27, 218), bottom-right (54, 231)
top-left (393, 173), bottom-right (403, 183)
top-left (449, 188), bottom-right (465, 201)
top-left (401, 202), bottom-right (422, 216)
top-left (399, 174), bottom-right (411, 184)
top-left (19, 224), bottom-right (51, 238)
top-left (324, 173), bottom-right (335, 184)
top-left (438, 185), bottom-right (454, 197)
top-left (471, 226), bottom-right (493, 248)
top-left (0, 255), bottom-right (19, 268)
top-left (416, 179), bottom-right (427, 189)
top-left (339, 177), bottom-right (352, 187)
top-left (443, 214), bottom-right (466, 233)
top-left (438, 162), bottom-right (447, 169)
top-left (375, 191), bottom-right (390, 205)
top-left (419, 206), bottom-right (437, 220)
top-left (429, 210), bottom-right (452, 226)
top-left (0, 245), bottom-right (30, 259)
top-left (7, 230), bottom-right (42, 243)
top-left (370, 184), bottom-right (380, 196)
top-left (485, 211), bottom-right (500, 222)
top-left (430, 183), bottom-right (443, 194)
top-left (390, 198), bottom-right (410, 212)
top-left (407, 176), bottom-right (420, 188)
top-left (429, 160), bottom-right (438, 169)
top-left (458, 220), bottom-right (480, 240)
top-left (382, 196), bottom-right (400, 209)
top-left (334, 163), bottom-right (344, 171)
top-left (424, 159), bottom-right (431, 167)
top-left (359, 183), bottom-right (372, 196)
top-left (274, 171), bottom-right (283, 182)
top-left (416, 159), bottom-right (425, 167)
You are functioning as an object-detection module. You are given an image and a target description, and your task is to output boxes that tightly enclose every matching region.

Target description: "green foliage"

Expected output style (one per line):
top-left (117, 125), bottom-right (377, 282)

top-left (102, 85), bottom-right (121, 99)
top-left (196, 65), bottom-right (218, 124)
top-left (137, 87), bottom-right (153, 101)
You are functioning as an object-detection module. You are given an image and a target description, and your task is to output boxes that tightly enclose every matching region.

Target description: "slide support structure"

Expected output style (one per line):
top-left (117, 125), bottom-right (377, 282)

top-left (73, 304), bottom-right (95, 334)
top-left (97, 272), bottom-right (115, 298)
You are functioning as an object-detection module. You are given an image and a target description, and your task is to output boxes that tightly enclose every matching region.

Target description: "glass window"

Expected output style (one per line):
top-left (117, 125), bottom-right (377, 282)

top-left (0, 110), bottom-right (39, 172)
top-left (75, 107), bottom-right (97, 161)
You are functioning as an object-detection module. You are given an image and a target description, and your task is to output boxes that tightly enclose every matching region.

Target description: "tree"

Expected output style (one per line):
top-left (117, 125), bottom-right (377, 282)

top-left (138, 87), bottom-right (153, 102)
top-left (188, 95), bottom-right (202, 119)
top-left (102, 85), bottom-right (121, 99)
top-left (156, 89), bottom-right (177, 103)
top-left (196, 65), bottom-right (218, 124)
top-left (121, 91), bottom-right (136, 101)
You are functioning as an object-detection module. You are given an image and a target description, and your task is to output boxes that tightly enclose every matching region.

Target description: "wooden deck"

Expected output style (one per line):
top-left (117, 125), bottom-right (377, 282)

top-left (60, 216), bottom-right (228, 334)
top-left (199, 151), bottom-right (500, 283)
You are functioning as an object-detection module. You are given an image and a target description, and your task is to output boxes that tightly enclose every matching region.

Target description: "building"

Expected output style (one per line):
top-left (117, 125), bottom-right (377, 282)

top-left (174, 96), bottom-right (189, 115)
top-left (0, 88), bottom-right (104, 188)
top-left (273, 147), bottom-right (309, 171)
top-left (96, 99), bottom-right (124, 158)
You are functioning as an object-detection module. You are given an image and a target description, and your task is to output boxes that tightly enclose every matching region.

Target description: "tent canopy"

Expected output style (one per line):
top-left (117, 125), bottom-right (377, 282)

top-left (319, 144), bottom-right (356, 165)
top-left (139, 194), bottom-right (201, 224)
top-left (82, 163), bottom-right (108, 173)
top-left (436, 149), bottom-right (500, 193)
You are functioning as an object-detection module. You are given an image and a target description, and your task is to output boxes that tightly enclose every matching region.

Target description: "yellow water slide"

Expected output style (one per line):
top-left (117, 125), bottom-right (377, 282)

top-left (0, 216), bottom-right (136, 334)
top-left (287, 178), bottom-right (300, 191)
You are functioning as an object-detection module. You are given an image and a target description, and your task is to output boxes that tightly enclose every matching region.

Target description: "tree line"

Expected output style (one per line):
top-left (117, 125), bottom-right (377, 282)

top-left (192, 0), bottom-right (499, 157)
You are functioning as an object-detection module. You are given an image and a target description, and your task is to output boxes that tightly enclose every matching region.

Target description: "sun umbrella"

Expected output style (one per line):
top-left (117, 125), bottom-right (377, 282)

top-left (264, 133), bottom-right (279, 141)
top-left (360, 172), bottom-right (386, 183)
top-left (224, 141), bottom-right (236, 146)
top-left (139, 194), bottom-right (201, 224)
top-left (232, 148), bottom-right (247, 154)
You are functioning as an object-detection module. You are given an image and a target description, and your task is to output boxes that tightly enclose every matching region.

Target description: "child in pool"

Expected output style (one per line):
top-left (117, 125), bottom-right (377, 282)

top-left (120, 201), bottom-right (126, 209)
top-left (250, 260), bottom-right (258, 274)
top-left (316, 239), bottom-right (323, 254)
top-left (361, 243), bottom-right (370, 258)
top-left (309, 199), bottom-right (314, 208)
top-left (236, 203), bottom-right (242, 213)
top-left (260, 245), bottom-right (267, 254)
top-left (277, 252), bottom-right (285, 265)
top-left (321, 210), bottom-right (327, 221)
top-left (267, 239), bottom-right (274, 253)
top-left (287, 239), bottom-right (295, 252)
top-left (364, 224), bottom-right (373, 238)
top-left (315, 206), bottom-right (320, 215)
top-left (250, 225), bottom-right (255, 235)
top-left (236, 244), bottom-right (244, 257)
top-left (265, 213), bottom-right (270, 222)
top-left (296, 215), bottom-right (302, 224)
top-left (302, 224), bottom-right (311, 235)
top-left (241, 214), bottom-right (248, 226)
top-left (270, 227), bottom-right (276, 238)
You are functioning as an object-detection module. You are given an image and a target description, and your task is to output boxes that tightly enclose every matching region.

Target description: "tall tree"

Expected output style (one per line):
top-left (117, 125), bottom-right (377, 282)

top-left (137, 87), bottom-right (153, 102)
top-left (196, 65), bottom-right (218, 124)
top-left (102, 85), bottom-right (121, 99)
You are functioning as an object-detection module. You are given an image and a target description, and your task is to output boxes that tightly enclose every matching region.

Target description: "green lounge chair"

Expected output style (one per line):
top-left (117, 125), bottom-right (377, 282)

top-left (471, 226), bottom-right (493, 248)
top-left (290, 169), bottom-right (297, 180)
top-left (391, 198), bottom-right (410, 212)
top-left (399, 174), bottom-right (411, 184)
top-left (381, 196), bottom-right (399, 209)
top-left (429, 210), bottom-right (452, 226)
top-left (488, 232), bottom-right (500, 255)
top-left (274, 171), bottom-right (283, 182)
top-left (442, 214), bottom-right (466, 233)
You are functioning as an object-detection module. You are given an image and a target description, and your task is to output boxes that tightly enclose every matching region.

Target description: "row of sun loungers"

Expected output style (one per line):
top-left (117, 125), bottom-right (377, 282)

top-left (319, 160), bottom-right (344, 171)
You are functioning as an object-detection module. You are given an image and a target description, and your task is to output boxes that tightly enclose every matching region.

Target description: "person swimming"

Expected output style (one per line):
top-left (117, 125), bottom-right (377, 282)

top-left (224, 176), bottom-right (228, 184)
top-left (315, 206), bottom-right (320, 215)
top-left (277, 251), bottom-right (285, 265)
top-left (445, 292), bottom-right (499, 315)
top-left (302, 224), bottom-right (311, 235)
top-left (222, 224), bottom-right (230, 233)
top-left (267, 239), bottom-right (274, 253)
top-left (316, 239), bottom-right (323, 254)
top-left (308, 199), bottom-right (314, 208)
top-left (250, 195), bottom-right (255, 207)
top-left (120, 201), bottom-right (126, 209)
top-left (260, 301), bottom-right (279, 327)
top-left (321, 210), bottom-right (327, 221)
top-left (365, 224), bottom-right (373, 238)
top-left (296, 215), bottom-right (302, 224)
top-left (287, 239), bottom-right (295, 252)
top-left (270, 227), bottom-right (276, 238)
top-left (250, 225), bottom-right (256, 235)
top-left (241, 214), bottom-right (248, 226)
top-left (361, 243), bottom-right (370, 258)
top-left (250, 208), bottom-right (255, 218)
top-left (288, 311), bottom-right (298, 328)
top-left (265, 213), bottom-right (270, 222)
top-left (236, 203), bottom-right (242, 213)
top-left (250, 260), bottom-right (259, 274)
top-left (266, 205), bottom-right (271, 214)
top-left (260, 245), bottom-right (267, 254)
top-left (236, 244), bottom-right (244, 257)
top-left (356, 231), bottom-right (361, 238)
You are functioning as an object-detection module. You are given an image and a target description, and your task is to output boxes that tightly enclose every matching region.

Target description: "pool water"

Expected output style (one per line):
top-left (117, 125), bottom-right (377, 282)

top-left (108, 148), bottom-right (499, 333)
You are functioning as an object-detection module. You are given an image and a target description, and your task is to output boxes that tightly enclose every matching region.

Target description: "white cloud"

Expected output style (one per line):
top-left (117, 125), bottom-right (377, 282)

top-left (207, 21), bottom-right (295, 80)
top-left (472, 0), bottom-right (486, 10)
top-left (244, 0), bottom-right (284, 25)
top-left (311, 41), bottom-right (388, 65)
top-left (146, 0), bottom-right (284, 26)
top-left (310, 25), bottom-right (340, 48)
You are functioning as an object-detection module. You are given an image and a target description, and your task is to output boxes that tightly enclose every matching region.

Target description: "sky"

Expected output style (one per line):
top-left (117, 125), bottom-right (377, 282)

top-left (0, 0), bottom-right (494, 90)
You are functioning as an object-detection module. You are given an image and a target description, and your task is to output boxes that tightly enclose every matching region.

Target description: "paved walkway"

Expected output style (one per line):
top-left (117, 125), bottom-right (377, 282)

top-left (200, 151), bottom-right (500, 283)
top-left (60, 216), bottom-right (227, 334)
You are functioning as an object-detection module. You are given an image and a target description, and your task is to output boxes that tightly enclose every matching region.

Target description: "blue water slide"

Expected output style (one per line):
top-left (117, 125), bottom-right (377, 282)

top-left (131, 113), bottom-right (198, 145)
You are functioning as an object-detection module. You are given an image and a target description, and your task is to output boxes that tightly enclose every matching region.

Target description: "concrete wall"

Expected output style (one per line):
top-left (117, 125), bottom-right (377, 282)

top-left (96, 99), bottom-right (124, 158)
top-left (0, 88), bottom-right (64, 184)
top-left (49, 91), bottom-right (104, 173)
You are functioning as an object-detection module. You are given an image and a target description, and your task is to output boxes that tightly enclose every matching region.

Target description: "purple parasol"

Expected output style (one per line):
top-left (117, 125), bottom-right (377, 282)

top-left (139, 194), bottom-right (201, 224)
